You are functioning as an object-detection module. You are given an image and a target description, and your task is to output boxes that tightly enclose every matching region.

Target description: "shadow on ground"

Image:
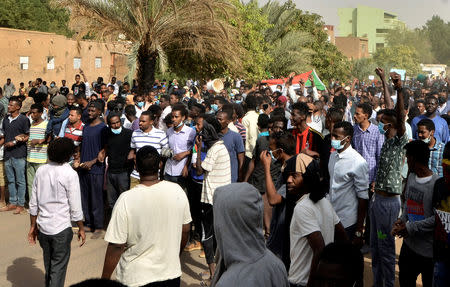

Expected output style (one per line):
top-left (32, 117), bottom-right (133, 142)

top-left (7, 257), bottom-right (45, 287)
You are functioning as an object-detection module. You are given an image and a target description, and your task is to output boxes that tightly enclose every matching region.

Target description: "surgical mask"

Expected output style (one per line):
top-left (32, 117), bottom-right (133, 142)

top-left (422, 137), bottom-right (431, 144)
top-left (378, 122), bottom-right (387, 135)
top-left (136, 101), bottom-right (144, 108)
top-left (269, 150), bottom-right (276, 161)
top-left (211, 104), bottom-right (218, 112)
top-left (235, 100), bottom-right (242, 104)
top-left (176, 121), bottom-right (184, 128)
top-left (259, 109), bottom-right (264, 114)
top-left (331, 136), bottom-right (348, 150)
top-left (111, 127), bottom-right (122, 135)
top-left (155, 100), bottom-right (160, 105)
top-left (50, 83), bottom-right (55, 88)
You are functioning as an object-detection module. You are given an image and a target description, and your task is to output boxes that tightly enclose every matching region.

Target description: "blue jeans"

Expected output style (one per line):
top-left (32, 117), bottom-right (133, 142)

top-left (5, 157), bottom-right (26, 206)
top-left (370, 193), bottom-right (400, 287)
top-left (433, 261), bottom-right (450, 287)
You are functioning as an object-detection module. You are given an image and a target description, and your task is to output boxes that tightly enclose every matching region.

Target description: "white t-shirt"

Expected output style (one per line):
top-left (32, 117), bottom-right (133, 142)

top-left (104, 181), bottom-right (192, 287)
top-left (289, 195), bottom-right (340, 285)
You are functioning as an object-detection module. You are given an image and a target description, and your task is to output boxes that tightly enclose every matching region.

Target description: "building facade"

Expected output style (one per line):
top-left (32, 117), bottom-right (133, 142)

top-left (324, 25), bottom-right (335, 44)
top-left (335, 37), bottom-right (369, 60)
top-left (338, 5), bottom-right (406, 54)
top-left (0, 27), bottom-right (130, 86)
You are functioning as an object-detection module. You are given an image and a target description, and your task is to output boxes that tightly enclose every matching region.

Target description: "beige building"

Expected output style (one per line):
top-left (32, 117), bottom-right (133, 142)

top-left (335, 36), bottom-right (370, 60)
top-left (324, 25), bottom-right (335, 44)
top-left (0, 27), bottom-right (130, 86)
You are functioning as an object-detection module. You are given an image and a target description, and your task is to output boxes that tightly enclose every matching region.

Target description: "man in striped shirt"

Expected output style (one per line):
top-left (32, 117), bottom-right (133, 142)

top-left (62, 107), bottom-right (84, 167)
top-left (128, 110), bottom-right (168, 188)
top-left (26, 103), bottom-right (49, 199)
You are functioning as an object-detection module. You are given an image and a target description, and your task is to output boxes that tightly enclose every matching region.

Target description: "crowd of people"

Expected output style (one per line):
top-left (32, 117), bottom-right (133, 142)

top-left (0, 67), bottom-right (449, 287)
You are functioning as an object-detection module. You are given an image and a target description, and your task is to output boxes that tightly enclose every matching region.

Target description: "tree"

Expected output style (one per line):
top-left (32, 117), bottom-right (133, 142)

top-left (373, 45), bottom-right (421, 76)
top-left (54, 0), bottom-right (242, 94)
top-left (0, 0), bottom-right (72, 36)
top-left (261, 0), bottom-right (314, 77)
top-left (385, 28), bottom-right (435, 64)
top-left (351, 58), bottom-right (377, 81)
top-left (423, 15), bottom-right (450, 65)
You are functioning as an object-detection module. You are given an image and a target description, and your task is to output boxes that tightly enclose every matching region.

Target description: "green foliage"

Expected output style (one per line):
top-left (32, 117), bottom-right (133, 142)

top-left (351, 58), bottom-right (377, 81)
top-left (385, 28), bottom-right (435, 64)
top-left (0, 0), bottom-right (72, 36)
top-left (373, 45), bottom-right (421, 76)
top-left (423, 16), bottom-right (450, 65)
top-left (291, 8), bottom-right (350, 83)
top-left (232, 0), bottom-right (272, 82)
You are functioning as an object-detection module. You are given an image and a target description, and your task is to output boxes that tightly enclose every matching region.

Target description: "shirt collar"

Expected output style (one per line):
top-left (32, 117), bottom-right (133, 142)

top-left (337, 145), bottom-right (353, 159)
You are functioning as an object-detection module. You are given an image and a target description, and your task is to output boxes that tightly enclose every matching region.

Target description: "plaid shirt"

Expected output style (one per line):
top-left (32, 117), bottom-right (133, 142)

top-left (352, 123), bottom-right (385, 183)
top-left (429, 141), bottom-right (445, 177)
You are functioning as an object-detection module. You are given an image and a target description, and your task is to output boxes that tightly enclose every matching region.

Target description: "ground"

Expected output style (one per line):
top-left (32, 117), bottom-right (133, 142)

top-left (0, 211), bottom-right (422, 287)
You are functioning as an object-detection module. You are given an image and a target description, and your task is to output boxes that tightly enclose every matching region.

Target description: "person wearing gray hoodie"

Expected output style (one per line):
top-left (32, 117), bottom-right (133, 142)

top-left (211, 182), bottom-right (289, 287)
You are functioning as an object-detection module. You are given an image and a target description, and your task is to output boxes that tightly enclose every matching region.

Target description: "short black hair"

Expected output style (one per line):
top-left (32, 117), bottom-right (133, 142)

top-left (172, 103), bottom-right (188, 118)
top-left (443, 141), bottom-right (450, 160)
top-left (214, 96), bottom-right (227, 105)
top-left (291, 102), bottom-right (310, 116)
top-left (9, 96), bottom-right (22, 108)
top-left (47, 137), bottom-right (76, 164)
top-left (107, 112), bottom-right (122, 124)
top-left (269, 132), bottom-right (296, 156)
top-left (356, 103), bottom-right (372, 117)
top-left (124, 105), bottom-right (136, 116)
top-left (257, 114), bottom-right (270, 129)
top-left (404, 140), bottom-right (430, 166)
top-left (220, 104), bottom-right (234, 121)
top-left (417, 118), bottom-right (435, 132)
top-left (141, 110), bottom-right (156, 121)
top-left (270, 114), bottom-right (287, 128)
top-left (333, 94), bottom-right (347, 109)
top-left (70, 278), bottom-right (127, 287)
top-left (315, 242), bottom-right (364, 286)
top-left (148, 104), bottom-right (162, 116)
top-left (382, 109), bottom-right (397, 125)
top-left (191, 103), bottom-right (206, 114)
top-left (75, 92), bottom-right (87, 100)
top-left (34, 92), bottom-right (48, 104)
top-left (333, 121), bottom-right (354, 138)
top-left (30, 103), bottom-right (43, 113)
top-left (136, 146), bottom-right (160, 176)
top-left (160, 94), bottom-right (170, 102)
top-left (233, 103), bottom-right (245, 119)
top-left (326, 107), bottom-right (344, 123)
top-left (245, 95), bottom-right (258, 110)
top-left (69, 106), bottom-right (82, 115)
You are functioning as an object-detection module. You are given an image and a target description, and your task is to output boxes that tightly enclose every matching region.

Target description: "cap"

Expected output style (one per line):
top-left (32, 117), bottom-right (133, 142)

top-left (277, 95), bottom-right (288, 104)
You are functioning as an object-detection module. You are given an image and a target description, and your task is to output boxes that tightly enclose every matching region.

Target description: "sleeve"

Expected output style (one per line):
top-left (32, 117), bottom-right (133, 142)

top-left (332, 207), bottom-right (340, 226)
top-left (294, 204), bottom-right (321, 238)
top-left (375, 133), bottom-right (384, 168)
top-left (84, 82), bottom-right (91, 97)
top-left (441, 120), bottom-right (449, 144)
top-left (235, 133), bottom-right (245, 154)
top-left (29, 170), bottom-right (39, 216)
top-left (288, 86), bottom-right (297, 103)
top-left (186, 129), bottom-right (195, 151)
top-left (104, 195), bottom-right (128, 244)
top-left (202, 147), bottom-right (217, 172)
top-left (130, 132), bottom-right (136, 149)
top-left (160, 133), bottom-right (169, 149)
top-left (23, 116), bottom-right (30, 134)
top-left (354, 159), bottom-right (369, 199)
top-left (58, 119), bottom-right (68, 138)
top-left (411, 119), bottom-right (418, 140)
top-left (66, 170), bottom-right (84, 222)
top-left (312, 87), bottom-right (319, 101)
top-left (400, 177), bottom-right (410, 223)
top-left (182, 192), bottom-right (192, 224)
top-left (406, 211), bottom-right (435, 236)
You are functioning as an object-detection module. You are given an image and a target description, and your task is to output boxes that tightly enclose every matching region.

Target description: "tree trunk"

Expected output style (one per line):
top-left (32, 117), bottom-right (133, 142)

top-left (136, 40), bottom-right (156, 96)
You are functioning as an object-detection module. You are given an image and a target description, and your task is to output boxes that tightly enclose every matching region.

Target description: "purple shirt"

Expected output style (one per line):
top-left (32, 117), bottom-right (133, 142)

top-left (352, 123), bottom-right (384, 183)
top-left (131, 118), bottom-right (140, 131)
top-left (164, 124), bottom-right (196, 176)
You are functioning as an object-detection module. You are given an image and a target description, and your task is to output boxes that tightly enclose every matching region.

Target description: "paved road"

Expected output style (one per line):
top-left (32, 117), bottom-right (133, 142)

top-left (0, 211), bottom-right (420, 287)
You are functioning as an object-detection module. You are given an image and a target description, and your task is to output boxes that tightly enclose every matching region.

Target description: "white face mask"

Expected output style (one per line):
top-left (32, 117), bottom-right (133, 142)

top-left (422, 136), bottom-right (431, 144)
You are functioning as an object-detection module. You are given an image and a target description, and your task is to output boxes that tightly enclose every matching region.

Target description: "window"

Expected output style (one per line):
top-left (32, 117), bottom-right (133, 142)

top-left (47, 56), bottom-right (55, 70)
top-left (20, 56), bottom-right (29, 70)
top-left (376, 43), bottom-right (385, 49)
top-left (376, 29), bottom-right (390, 34)
top-left (95, 57), bottom-right (102, 68)
top-left (73, 57), bottom-right (81, 69)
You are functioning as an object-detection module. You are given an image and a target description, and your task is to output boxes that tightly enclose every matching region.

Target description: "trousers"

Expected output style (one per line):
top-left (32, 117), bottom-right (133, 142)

top-left (370, 193), bottom-right (400, 287)
top-left (106, 172), bottom-right (129, 208)
top-left (79, 173), bottom-right (104, 229)
top-left (186, 178), bottom-right (202, 242)
top-left (26, 162), bottom-right (43, 200)
top-left (141, 277), bottom-right (180, 287)
top-left (200, 203), bottom-right (216, 265)
top-left (399, 243), bottom-right (433, 287)
top-left (4, 157), bottom-right (26, 206)
top-left (38, 227), bottom-right (72, 287)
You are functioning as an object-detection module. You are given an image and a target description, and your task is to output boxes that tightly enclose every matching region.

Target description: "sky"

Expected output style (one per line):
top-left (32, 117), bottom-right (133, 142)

top-left (291, 0), bottom-right (450, 32)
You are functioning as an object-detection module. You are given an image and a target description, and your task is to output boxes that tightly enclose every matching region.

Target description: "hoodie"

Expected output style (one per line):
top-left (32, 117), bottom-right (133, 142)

top-left (212, 183), bottom-right (289, 287)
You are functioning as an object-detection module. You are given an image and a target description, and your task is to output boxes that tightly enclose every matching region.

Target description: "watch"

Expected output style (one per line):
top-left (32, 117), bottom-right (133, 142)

top-left (355, 231), bottom-right (363, 238)
top-left (12, 140), bottom-right (17, 145)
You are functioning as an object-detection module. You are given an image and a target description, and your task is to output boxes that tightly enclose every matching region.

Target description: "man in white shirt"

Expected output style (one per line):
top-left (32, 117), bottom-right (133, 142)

top-left (328, 121), bottom-right (369, 244)
top-left (158, 95), bottom-right (172, 131)
top-left (28, 138), bottom-right (85, 287)
top-left (242, 95), bottom-right (260, 161)
top-left (107, 76), bottom-right (119, 95)
top-left (102, 146), bottom-right (191, 287)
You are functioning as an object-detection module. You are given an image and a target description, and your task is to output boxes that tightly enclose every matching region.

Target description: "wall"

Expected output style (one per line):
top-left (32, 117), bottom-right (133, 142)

top-left (0, 27), bottom-right (130, 86)
top-left (324, 25), bottom-right (335, 44)
top-left (335, 37), bottom-right (369, 60)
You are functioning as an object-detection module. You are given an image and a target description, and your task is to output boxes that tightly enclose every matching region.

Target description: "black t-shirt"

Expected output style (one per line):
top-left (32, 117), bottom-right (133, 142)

top-left (72, 82), bottom-right (86, 96)
top-left (105, 128), bottom-right (133, 173)
top-left (250, 135), bottom-right (281, 193)
top-left (433, 177), bottom-right (450, 263)
top-left (2, 114), bottom-right (30, 160)
top-left (60, 86), bottom-right (69, 96)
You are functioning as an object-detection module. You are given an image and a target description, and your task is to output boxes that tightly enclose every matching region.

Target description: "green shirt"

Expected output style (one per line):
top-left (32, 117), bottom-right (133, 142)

top-left (375, 133), bottom-right (409, 195)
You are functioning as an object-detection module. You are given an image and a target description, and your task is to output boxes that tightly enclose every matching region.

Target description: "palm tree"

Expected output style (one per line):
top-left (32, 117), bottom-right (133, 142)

top-left (53, 0), bottom-right (241, 94)
top-left (260, 0), bottom-right (314, 77)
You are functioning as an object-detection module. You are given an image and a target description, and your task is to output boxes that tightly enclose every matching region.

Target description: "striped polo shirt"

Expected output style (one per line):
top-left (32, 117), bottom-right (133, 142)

top-left (27, 121), bottom-right (48, 164)
top-left (64, 121), bottom-right (85, 146)
top-left (130, 127), bottom-right (168, 179)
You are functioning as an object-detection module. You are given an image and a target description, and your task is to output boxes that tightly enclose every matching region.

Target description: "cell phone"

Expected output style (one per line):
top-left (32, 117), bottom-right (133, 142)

top-left (263, 104), bottom-right (269, 110)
